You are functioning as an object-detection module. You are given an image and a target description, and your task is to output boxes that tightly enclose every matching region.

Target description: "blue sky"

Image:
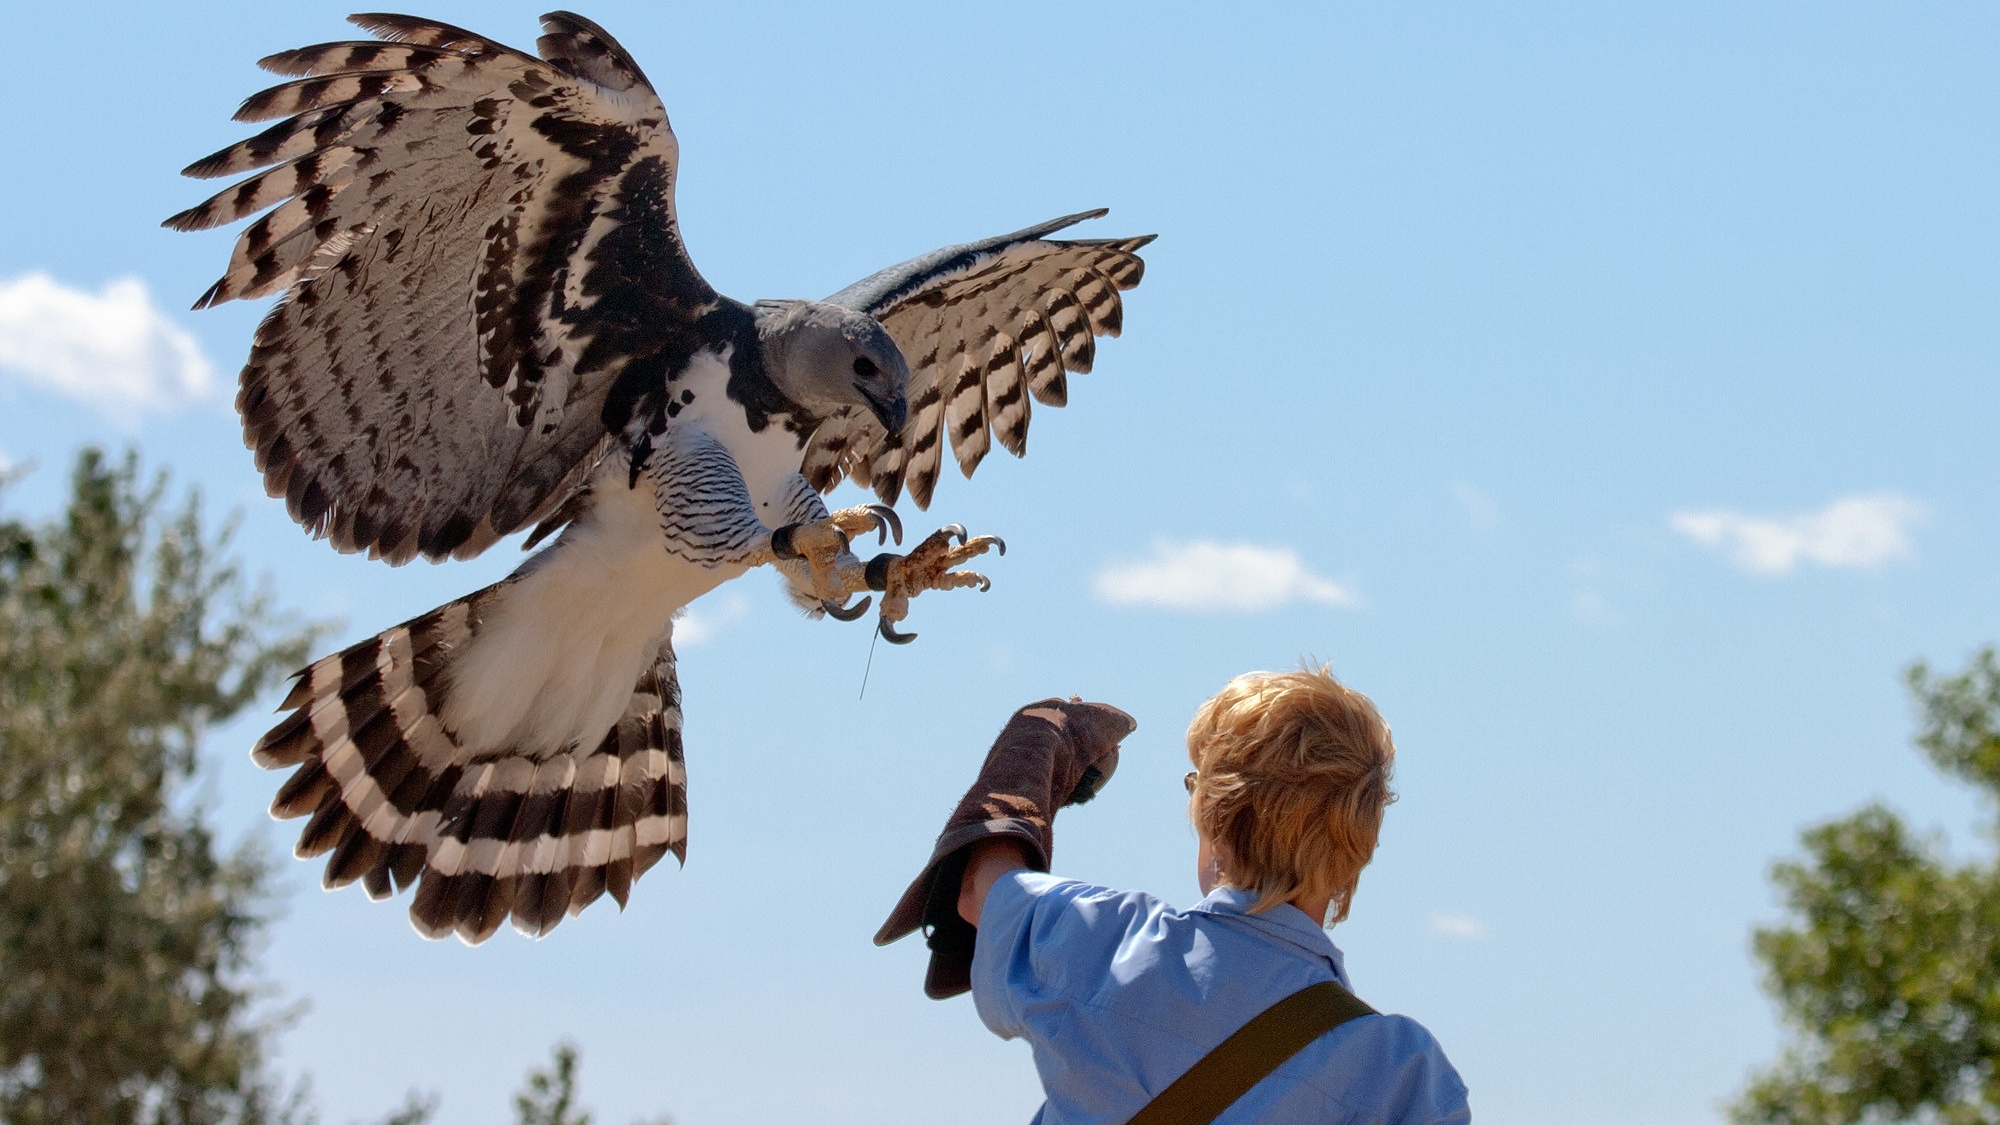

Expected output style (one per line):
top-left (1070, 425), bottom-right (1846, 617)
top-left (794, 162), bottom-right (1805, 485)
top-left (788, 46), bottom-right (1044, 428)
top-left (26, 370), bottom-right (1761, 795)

top-left (4, 3), bottom-right (1999, 1123)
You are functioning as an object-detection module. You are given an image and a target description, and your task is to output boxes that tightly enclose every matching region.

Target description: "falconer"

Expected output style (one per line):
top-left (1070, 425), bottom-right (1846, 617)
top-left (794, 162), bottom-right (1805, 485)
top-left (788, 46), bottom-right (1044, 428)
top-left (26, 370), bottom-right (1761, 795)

top-left (877, 667), bottom-right (1469, 1124)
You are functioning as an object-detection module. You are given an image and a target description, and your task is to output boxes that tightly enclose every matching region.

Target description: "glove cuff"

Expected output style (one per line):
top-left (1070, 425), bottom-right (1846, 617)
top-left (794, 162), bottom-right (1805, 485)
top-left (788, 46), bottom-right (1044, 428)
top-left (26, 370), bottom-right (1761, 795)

top-left (876, 699), bottom-right (1133, 998)
top-left (914, 819), bottom-right (1047, 1001)
top-left (873, 817), bottom-right (1048, 950)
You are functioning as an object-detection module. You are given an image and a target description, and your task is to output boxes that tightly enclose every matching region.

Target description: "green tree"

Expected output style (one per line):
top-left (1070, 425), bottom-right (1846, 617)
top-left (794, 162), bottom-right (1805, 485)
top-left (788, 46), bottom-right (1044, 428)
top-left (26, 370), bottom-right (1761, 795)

top-left (514, 1042), bottom-right (592, 1125)
top-left (1733, 648), bottom-right (2000, 1125)
top-left (511, 1042), bottom-right (673, 1125)
top-left (0, 449), bottom-right (317, 1125)
top-left (0, 449), bottom-right (668, 1125)
top-left (358, 1091), bottom-right (438, 1125)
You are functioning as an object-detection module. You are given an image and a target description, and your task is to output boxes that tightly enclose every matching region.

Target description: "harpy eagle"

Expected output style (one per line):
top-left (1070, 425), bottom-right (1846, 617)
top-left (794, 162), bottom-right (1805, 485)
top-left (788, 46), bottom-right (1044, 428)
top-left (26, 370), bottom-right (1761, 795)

top-left (166, 11), bottom-right (1152, 943)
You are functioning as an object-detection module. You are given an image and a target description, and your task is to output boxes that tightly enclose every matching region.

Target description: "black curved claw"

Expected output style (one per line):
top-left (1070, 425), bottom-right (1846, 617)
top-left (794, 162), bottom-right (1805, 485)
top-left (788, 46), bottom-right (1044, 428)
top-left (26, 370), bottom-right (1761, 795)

top-left (879, 617), bottom-right (918, 645)
top-left (974, 575), bottom-right (992, 593)
top-left (990, 536), bottom-right (1007, 557)
top-left (822, 595), bottom-right (872, 622)
top-left (942, 523), bottom-right (969, 545)
top-left (866, 504), bottom-right (903, 546)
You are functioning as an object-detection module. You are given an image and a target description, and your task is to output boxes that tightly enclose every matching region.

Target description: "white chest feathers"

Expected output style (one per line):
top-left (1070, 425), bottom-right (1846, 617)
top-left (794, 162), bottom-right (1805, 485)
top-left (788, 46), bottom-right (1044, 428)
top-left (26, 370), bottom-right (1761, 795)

top-left (437, 463), bottom-right (717, 757)
top-left (670, 349), bottom-right (812, 514)
top-left (435, 349), bottom-right (813, 758)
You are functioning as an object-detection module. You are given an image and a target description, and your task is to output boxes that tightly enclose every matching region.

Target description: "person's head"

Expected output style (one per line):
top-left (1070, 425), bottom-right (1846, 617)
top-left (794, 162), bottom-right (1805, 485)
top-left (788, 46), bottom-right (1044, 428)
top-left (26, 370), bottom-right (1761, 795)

top-left (1185, 663), bottom-right (1396, 924)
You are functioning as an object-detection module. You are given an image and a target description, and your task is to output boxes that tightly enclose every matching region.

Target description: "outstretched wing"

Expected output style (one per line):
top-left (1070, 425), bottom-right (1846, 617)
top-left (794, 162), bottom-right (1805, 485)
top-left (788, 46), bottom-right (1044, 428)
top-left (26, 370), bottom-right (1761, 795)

top-left (166, 12), bottom-right (717, 563)
top-left (807, 211), bottom-right (1153, 509)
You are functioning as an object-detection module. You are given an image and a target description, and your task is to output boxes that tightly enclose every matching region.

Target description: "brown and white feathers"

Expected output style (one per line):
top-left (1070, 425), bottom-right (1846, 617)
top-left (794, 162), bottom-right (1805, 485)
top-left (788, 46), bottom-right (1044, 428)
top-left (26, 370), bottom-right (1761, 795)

top-left (169, 11), bottom-right (1153, 943)
top-left (254, 586), bottom-right (688, 944)
top-left (810, 212), bottom-right (1154, 510)
top-left (166, 11), bottom-right (715, 565)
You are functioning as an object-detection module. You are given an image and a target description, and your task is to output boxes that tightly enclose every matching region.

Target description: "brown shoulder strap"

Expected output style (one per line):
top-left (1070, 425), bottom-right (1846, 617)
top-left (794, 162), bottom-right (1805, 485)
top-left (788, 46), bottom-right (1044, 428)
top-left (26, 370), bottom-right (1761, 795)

top-left (1124, 980), bottom-right (1376, 1125)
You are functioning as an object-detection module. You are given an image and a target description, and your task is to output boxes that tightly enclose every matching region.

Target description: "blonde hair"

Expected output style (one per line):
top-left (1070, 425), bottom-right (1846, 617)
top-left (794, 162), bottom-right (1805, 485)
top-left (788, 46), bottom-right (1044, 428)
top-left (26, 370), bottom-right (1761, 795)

top-left (1186, 663), bottom-right (1396, 921)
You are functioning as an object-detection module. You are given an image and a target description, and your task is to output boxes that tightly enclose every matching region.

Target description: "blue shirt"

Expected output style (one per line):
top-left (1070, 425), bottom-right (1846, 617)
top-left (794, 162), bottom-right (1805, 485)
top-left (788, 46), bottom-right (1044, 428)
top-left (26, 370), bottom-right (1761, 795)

top-left (972, 872), bottom-right (1470, 1125)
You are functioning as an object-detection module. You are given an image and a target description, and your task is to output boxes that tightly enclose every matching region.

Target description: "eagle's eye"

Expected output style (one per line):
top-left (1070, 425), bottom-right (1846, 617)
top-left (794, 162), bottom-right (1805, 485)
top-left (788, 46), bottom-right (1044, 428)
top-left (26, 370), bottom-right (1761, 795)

top-left (852, 356), bottom-right (878, 378)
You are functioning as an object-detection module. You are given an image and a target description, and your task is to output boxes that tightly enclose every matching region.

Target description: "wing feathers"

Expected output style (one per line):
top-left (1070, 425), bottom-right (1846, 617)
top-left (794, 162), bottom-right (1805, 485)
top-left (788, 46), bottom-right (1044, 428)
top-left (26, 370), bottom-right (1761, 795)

top-left (942, 352), bottom-right (990, 479)
top-left (823, 208), bottom-right (1110, 317)
top-left (166, 148), bottom-right (362, 233)
top-left (814, 220), bottom-right (1152, 508)
top-left (345, 14), bottom-right (500, 52)
top-left (536, 11), bottom-right (651, 92)
top-left (171, 14), bottom-right (711, 564)
top-left (1042, 288), bottom-right (1095, 375)
top-left (233, 71), bottom-right (430, 123)
top-left (985, 329), bottom-right (1030, 458)
top-left (1020, 312), bottom-right (1068, 407)
top-left (258, 41), bottom-right (456, 78)
top-left (183, 106), bottom-right (356, 180)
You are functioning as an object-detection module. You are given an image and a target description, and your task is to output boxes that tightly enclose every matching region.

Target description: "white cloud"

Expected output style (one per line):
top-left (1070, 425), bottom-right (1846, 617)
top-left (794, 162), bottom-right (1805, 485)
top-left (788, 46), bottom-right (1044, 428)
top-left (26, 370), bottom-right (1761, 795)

top-left (1428, 913), bottom-right (1487, 940)
top-left (1670, 493), bottom-right (1924, 575)
top-left (1093, 540), bottom-right (1359, 612)
top-left (674, 594), bottom-right (749, 646)
top-left (1452, 482), bottom-right (1500, 530)
top-left (0, 273), bottom-right (214, 421)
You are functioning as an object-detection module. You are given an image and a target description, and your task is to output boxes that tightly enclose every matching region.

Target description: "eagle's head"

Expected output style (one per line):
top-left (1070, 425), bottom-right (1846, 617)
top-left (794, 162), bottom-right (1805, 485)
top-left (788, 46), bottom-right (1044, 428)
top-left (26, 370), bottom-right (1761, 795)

top-left (752, 300), bottom-right (909, 433)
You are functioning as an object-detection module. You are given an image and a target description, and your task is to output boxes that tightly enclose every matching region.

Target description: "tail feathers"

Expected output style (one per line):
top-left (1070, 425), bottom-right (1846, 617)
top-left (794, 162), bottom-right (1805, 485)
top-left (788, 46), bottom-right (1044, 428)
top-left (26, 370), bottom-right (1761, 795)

top-left (408, 649), bottom-right (687, 941)
top-left (253, 587), bottom-right (687, 944)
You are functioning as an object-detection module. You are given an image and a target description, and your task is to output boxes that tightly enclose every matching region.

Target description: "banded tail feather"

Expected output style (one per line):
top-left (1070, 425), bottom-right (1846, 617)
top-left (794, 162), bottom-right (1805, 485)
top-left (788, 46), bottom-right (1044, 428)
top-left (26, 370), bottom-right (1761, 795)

top-left (254, 586), bottom-right (688, 944)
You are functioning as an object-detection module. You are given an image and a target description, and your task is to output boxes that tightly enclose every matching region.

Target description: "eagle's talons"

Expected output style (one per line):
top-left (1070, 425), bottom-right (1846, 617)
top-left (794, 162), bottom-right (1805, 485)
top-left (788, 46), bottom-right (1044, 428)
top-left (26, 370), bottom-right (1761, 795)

top-left (927, 524), bottom-right (1000, 561)
top-left (825, 504), bottom-right (895, 547)
top-left (822, 595), bottom-right (872, 621)
top-left (865, 524), bottom-right (1006, 633)
top-left (774, 505), bottom-right (908, 606)
top-left (864, 504), bottom-right (903, 547)
top-left (779, 505), bottom-right (897, 562)
top-left (884, 528), bottom-right (1002, 593)
top-left (877, 588), bottom-right (918, 644)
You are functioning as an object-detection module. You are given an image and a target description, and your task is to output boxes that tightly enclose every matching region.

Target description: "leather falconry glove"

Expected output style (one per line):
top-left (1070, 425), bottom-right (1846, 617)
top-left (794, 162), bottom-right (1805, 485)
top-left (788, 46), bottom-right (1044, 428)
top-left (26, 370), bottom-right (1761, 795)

top-left (874, 698), bottom-right (1137, 999)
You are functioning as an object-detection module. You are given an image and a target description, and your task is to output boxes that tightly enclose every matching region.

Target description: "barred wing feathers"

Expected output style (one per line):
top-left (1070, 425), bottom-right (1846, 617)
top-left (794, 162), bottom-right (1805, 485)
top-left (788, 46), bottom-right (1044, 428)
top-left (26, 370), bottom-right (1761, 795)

top-left (254, 585), bottom-right (688, 944)
top-left (810, 210), bottom-right (1154, 509)
top-left (166, 12), bottom-right (714, 564)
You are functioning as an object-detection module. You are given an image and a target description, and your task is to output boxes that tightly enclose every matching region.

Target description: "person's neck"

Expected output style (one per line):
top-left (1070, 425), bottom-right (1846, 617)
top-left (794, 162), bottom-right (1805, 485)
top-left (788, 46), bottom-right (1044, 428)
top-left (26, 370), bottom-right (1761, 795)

top-left (1288, 891), bottom-right (1333, 927)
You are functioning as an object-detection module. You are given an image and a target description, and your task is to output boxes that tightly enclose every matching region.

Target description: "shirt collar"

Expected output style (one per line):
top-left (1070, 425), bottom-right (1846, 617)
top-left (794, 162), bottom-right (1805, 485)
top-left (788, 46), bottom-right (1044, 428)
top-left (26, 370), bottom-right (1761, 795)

top-left (1191, 885), bottom-right (1351, 985)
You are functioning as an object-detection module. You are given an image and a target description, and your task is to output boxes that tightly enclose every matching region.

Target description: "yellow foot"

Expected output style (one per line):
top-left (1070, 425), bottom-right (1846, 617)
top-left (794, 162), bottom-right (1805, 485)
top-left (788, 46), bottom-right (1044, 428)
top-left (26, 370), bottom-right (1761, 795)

top-left (868, 524), bottom-right (1006, 645)
top-left (771, 504), bottom-right (902, 617)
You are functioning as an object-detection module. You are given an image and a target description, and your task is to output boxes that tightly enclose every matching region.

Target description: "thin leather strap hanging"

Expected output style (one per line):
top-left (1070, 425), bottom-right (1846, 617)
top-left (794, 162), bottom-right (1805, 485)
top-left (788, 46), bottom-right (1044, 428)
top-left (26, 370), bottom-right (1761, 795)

top-left (1124, 980), bottom-right (1376, 1125)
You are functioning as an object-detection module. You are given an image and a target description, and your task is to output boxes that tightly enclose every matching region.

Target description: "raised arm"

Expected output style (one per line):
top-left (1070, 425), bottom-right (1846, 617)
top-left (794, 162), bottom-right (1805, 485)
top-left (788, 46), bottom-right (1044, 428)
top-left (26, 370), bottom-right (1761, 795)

top-left (875, 698), bottom-right (1135, 998)
top-left (957, 837), bottom-right (1034, 925)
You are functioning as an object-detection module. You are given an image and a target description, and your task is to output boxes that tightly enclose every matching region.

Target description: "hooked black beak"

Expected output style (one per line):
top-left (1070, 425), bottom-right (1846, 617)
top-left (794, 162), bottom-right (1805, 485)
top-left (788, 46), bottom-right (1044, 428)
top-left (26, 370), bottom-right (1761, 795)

top-left (857, 383), bottom-right (907, 433)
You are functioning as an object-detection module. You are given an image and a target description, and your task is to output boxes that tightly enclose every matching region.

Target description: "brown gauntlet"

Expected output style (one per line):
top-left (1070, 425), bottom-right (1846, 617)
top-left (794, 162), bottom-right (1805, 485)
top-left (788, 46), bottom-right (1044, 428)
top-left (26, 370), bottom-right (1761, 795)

top-left (874, 698), bottom-right (1136, 998)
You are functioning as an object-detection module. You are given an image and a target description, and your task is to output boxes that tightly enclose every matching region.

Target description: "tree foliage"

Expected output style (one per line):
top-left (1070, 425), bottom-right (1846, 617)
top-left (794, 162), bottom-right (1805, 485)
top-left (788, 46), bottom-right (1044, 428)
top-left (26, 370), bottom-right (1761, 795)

top-left (1734, 649), bottom-right (2000, 1125)
top-left (0, 449), bottom-right (685, 1125)
top-left (514, 1042), bottom-right (592, 1125)
top-left (0, 449), bottom-right (317, 1125)
top-left (510, 1042), bottom-right (673, 1125)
